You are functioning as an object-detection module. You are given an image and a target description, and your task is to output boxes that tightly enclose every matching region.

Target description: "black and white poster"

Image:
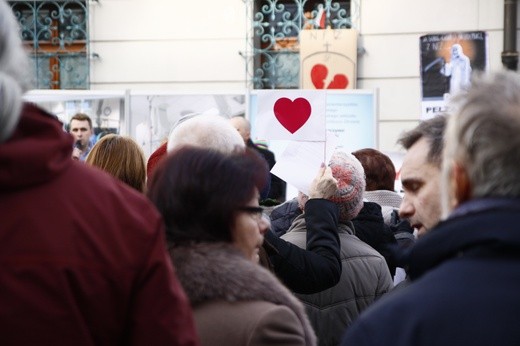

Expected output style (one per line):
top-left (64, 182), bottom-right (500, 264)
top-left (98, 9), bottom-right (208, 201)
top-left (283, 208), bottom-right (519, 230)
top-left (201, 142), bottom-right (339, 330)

top-left (420, 31), bottom-right (488, 119)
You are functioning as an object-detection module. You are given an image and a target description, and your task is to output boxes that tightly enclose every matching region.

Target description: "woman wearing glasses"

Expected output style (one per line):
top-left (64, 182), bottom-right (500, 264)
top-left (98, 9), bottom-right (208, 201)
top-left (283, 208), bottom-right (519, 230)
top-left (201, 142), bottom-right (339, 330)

top-left (148, 146), bottom-right (337, 346)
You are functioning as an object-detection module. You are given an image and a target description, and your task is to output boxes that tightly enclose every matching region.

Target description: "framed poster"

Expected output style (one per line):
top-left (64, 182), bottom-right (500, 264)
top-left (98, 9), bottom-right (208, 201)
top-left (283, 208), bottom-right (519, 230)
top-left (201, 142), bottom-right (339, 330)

top-left (420, 31), bottom-right (488, 119)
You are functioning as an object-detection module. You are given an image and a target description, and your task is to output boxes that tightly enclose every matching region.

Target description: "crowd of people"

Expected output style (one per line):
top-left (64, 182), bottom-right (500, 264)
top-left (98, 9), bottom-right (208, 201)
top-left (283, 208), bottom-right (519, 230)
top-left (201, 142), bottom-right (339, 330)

top-left (2, 1), bottom-right (520, 344)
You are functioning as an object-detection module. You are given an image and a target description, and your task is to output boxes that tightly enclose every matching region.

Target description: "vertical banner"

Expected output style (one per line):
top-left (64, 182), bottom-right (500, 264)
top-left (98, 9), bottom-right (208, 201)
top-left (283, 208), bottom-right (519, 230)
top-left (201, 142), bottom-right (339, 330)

top-left (420, 31), bottom-right (488, 119)
top-left (300, 29), bottom-right (358, 90)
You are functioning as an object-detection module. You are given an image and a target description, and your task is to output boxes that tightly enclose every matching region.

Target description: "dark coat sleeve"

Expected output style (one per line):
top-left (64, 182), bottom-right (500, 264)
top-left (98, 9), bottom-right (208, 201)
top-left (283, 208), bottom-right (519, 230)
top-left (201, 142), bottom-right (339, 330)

top-left (264, 199), bottom-right (341, 294)
top-left (268, 198), bottom-right (302, 237)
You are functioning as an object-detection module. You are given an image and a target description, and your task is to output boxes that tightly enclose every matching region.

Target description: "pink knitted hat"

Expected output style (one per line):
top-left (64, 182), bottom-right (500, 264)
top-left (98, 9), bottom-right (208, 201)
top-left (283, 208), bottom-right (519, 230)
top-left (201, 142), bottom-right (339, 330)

top-left (298, 151), bottom-right (365, 222)
top-left (329, 151), bottom-right (366, 222)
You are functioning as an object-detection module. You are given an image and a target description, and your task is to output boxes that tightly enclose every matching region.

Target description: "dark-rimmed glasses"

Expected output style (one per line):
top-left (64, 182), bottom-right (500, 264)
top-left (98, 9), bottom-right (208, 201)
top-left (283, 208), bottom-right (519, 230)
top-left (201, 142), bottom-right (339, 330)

top-left (237, 206), bottom-right (264, 221)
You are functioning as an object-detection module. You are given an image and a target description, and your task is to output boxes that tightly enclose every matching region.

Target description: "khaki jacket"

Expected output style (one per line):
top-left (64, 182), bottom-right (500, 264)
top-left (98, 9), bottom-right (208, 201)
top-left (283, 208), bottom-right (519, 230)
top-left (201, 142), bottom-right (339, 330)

top-left (282, 216), bottom-right (393, 346)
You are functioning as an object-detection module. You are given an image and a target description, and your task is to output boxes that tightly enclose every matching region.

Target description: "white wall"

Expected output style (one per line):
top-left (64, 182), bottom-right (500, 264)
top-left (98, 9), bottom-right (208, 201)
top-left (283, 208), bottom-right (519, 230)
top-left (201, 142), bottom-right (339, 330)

top-left (89, 0), bottom-right (248, 91)
top-left (88, 0), bottom-right (511, 152)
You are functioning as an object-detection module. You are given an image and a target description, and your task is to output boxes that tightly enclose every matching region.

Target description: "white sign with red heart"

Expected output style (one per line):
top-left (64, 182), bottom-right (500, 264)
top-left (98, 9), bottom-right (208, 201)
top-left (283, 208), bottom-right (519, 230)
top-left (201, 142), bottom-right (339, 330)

top-left (255, 90), bottom-right (327, 141)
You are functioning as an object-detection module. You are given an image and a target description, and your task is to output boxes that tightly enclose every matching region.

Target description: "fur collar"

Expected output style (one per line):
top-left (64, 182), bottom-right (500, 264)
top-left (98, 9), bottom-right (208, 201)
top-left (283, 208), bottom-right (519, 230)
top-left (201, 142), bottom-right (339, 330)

top-left (170, 242), bottom-right (316, 345)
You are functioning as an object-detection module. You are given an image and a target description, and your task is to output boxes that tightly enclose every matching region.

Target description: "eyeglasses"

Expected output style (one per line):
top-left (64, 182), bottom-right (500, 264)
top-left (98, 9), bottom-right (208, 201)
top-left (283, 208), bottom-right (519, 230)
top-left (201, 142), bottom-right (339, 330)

top-left (237, 206), bottom-right (264, 221)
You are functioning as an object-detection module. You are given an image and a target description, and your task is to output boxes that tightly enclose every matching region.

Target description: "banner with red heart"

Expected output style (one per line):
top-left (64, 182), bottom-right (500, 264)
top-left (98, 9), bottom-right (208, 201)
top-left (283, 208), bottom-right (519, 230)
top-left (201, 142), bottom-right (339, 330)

top-left (255, 90), bottom-right (327, 141)
top-left (273, 97), bottom-right (312, 134)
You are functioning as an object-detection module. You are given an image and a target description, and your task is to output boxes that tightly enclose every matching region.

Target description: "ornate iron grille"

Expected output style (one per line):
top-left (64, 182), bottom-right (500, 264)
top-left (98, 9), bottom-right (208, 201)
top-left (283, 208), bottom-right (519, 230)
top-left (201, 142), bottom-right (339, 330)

top-left (244, 0), bottom-right (358, 89)
top-left (8, 0), bottom-right (89, 89)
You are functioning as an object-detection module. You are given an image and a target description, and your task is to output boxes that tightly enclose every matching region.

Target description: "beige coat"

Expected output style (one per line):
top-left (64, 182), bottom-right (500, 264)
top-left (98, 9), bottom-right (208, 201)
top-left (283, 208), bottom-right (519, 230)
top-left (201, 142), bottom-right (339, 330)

top-left (282, 215), bottom-right (393, 346)
top-left (170, 243), bottom-right (316, 346)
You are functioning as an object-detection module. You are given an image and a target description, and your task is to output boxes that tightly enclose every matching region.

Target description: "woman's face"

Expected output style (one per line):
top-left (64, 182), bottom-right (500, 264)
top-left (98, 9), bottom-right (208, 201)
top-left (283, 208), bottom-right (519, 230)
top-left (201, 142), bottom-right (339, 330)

top-left (231, 190), bottom-right (269, 263)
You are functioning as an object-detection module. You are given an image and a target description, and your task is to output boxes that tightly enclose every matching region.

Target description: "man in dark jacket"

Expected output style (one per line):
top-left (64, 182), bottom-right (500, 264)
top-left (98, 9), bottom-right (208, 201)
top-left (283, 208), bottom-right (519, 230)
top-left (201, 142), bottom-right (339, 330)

top-left (0, 3), bottom-right (198, 344)
top-left (341, 70), bottom-right (520, 346)
top-left (230, 115), bottom-right (286, 203)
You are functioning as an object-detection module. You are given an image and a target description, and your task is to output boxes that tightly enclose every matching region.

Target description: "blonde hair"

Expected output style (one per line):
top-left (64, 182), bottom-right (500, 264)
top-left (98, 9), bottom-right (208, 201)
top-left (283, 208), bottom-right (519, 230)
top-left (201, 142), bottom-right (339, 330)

top-left (86, 134), bottom-right (146, 192)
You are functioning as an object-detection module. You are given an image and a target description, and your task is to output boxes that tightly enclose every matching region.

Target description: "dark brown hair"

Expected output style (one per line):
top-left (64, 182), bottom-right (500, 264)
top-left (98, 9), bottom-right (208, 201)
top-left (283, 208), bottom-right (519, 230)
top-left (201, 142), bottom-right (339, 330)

top-left (147, 146), bottom-right (268, 246)
top-left (352, 148), bottom-right (396, 191)
top-left (397, 115), bottom-right (447, 167)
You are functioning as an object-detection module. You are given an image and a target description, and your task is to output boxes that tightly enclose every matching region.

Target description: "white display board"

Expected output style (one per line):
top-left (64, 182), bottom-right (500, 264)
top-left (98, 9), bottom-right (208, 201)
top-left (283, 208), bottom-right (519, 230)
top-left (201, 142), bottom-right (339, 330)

top-left (128, 91), bottom-right (246, 157)
top-left (23, 90), bottom-right (128, 138)
top-left (247, 89), bottom-right (379, 199)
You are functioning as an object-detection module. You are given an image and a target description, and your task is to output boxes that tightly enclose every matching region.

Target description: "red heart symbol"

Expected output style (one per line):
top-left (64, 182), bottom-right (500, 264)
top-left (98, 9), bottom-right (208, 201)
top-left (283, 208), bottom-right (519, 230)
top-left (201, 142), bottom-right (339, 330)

top-left (311, 64), bottom-right (328, 89)
top-left (327, 74), bottom-right (349, 89)
top-left (273, 97), bottom-right (312, 134)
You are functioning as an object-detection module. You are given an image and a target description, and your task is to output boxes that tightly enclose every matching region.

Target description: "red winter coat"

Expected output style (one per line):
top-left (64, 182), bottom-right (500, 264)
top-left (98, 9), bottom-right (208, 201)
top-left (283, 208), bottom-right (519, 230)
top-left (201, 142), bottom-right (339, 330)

top-left (0, 103), bottom-right (199, 346)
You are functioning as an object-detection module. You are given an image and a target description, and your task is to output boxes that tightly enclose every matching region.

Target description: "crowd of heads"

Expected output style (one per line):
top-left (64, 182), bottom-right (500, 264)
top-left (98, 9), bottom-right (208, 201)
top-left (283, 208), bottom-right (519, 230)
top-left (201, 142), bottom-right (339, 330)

top-left (5, 0), bottom-right (520, 342)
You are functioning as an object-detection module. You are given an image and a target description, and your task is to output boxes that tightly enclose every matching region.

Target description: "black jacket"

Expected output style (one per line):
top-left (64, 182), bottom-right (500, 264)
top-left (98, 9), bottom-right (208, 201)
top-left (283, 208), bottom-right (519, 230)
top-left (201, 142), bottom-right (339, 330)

top-left (264, 199), bottom-right (341, 294)
top-left (247, 139), bottom-right (286, 201)
top-left (342, 198), bottom-right (520, 346)
top-left (353, 202), bottom-right (398, 276)
top-left (270, 200), bottom-right (398, 275)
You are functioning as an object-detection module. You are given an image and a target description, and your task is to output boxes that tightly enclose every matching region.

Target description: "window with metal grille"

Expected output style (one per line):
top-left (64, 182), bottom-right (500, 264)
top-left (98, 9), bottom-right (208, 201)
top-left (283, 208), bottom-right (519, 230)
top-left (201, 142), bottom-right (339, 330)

top-left (8, 0), bottom-right (89, 89)
top-left (246, 0), bottom-right (353, 89)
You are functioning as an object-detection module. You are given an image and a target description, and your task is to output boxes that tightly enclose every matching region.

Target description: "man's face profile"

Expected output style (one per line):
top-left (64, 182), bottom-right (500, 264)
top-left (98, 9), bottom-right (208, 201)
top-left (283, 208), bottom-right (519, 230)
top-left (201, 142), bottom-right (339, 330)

top-left (399, 137), bottom-right (442, 237)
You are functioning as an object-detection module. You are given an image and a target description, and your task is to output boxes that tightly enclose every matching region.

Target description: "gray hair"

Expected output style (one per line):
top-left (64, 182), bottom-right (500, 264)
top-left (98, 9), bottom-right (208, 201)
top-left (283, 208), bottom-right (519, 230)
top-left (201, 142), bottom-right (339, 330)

top-left (0, 0), bottom-right (32, 142)
top-left (444, 70), bottom-right (520, 198)
top-left (230, 115), bottom-right (251, 132)
top-left (397, 115), bottom-right (447, 167)
top-left (167, 114), bottom-right (245, 153)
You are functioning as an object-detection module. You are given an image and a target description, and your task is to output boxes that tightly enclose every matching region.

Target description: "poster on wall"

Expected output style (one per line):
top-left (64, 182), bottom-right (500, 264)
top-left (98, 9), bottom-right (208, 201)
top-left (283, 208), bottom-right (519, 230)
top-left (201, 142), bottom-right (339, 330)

top-left (420, 31), bottom-right (488, 119)
top-left (300, 29), bottom-right (358, 90)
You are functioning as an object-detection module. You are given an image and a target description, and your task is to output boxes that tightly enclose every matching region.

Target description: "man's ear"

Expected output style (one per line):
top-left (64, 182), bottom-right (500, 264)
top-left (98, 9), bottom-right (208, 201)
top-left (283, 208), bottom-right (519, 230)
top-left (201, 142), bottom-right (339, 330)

top-left (452, 161), bottom-right (472, 207)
